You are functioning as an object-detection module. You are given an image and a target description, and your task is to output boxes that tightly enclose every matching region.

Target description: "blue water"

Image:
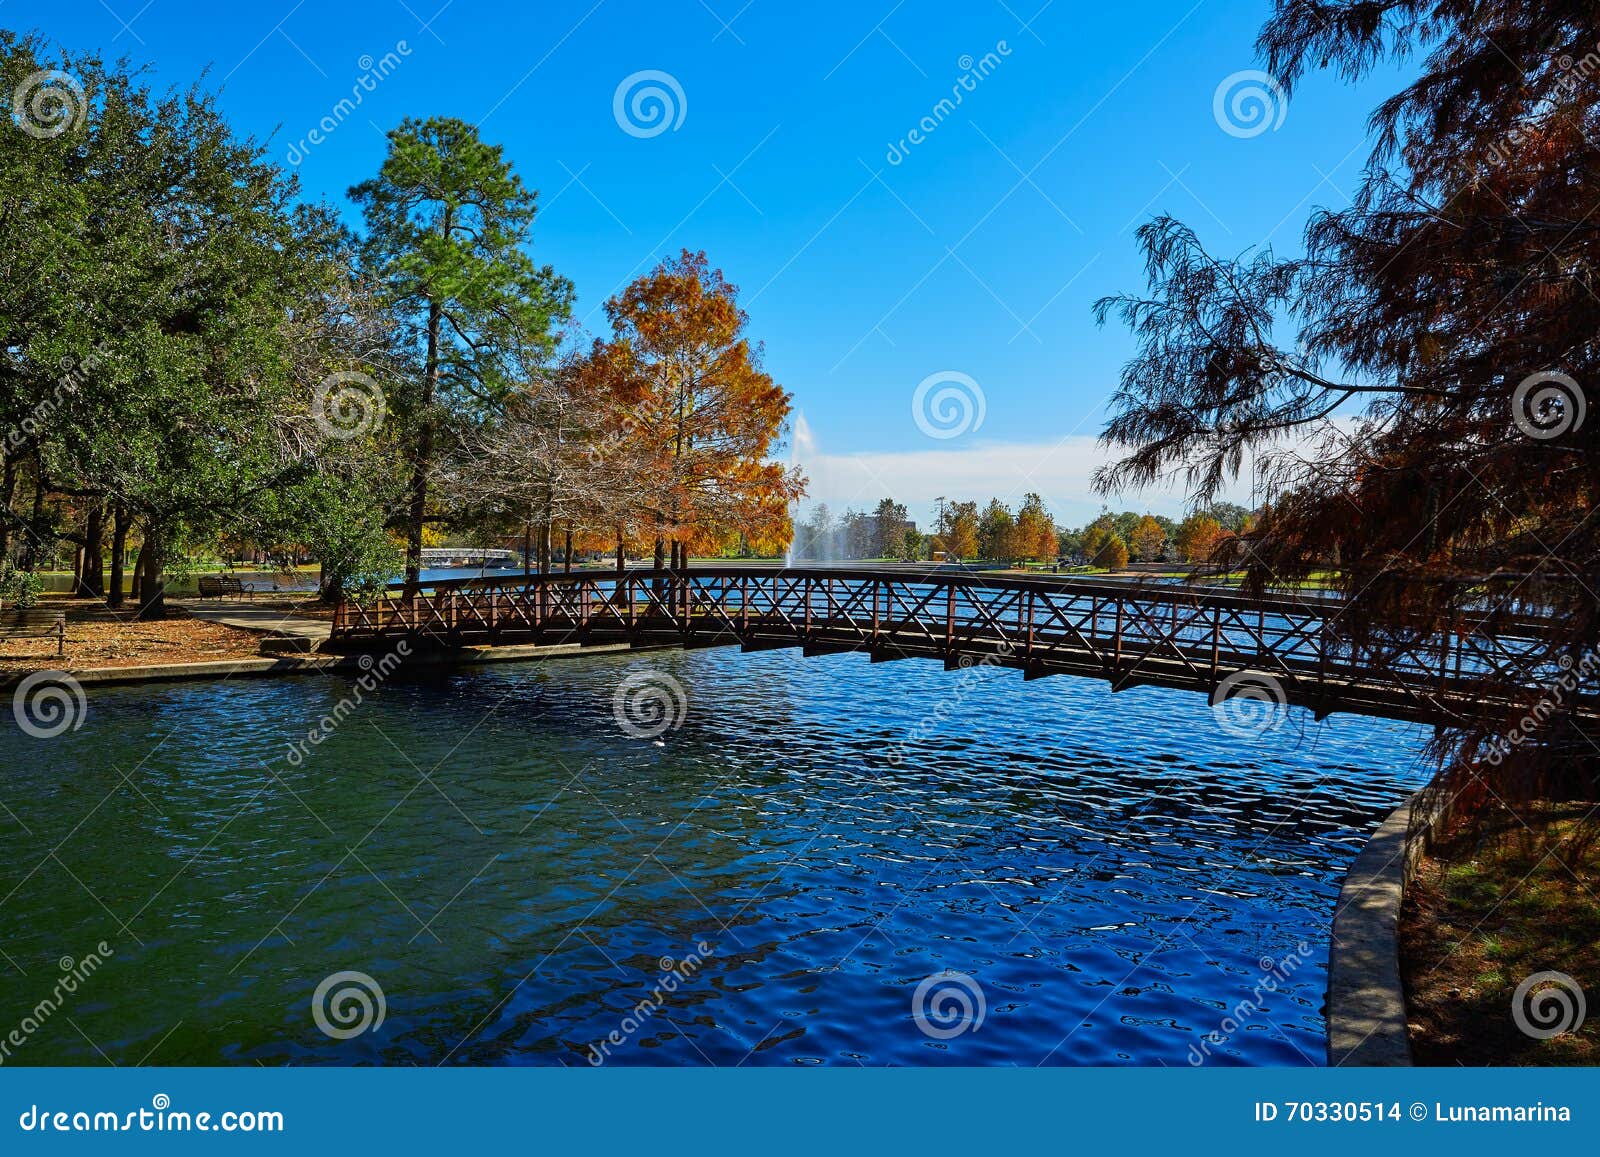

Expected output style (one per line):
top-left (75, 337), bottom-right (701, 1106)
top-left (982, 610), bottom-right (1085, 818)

top-left (0, 647), bottom-right (1430, 1066)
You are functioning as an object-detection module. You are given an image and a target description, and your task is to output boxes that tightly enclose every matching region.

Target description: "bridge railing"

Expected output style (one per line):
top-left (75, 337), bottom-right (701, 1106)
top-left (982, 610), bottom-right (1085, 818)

top-left (329, 567), bottom-right (1592, 730)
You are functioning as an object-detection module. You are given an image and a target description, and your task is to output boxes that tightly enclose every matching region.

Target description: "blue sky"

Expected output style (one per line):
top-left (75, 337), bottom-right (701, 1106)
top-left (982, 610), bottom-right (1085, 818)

top-left (20, 0), bottom-right (1403, 527)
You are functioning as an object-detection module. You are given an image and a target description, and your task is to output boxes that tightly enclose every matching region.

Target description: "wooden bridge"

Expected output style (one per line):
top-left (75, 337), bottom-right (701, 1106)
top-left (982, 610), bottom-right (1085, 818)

top-left (329, 566), bottom-right (1596, 733)
top-left (418, 547), bottom-right (521, 568)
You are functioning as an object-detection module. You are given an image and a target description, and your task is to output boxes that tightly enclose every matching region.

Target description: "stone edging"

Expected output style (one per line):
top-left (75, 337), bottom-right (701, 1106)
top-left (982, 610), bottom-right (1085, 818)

top-left (1325, 786), bottom-right (1455, 1066)
top-left (0, 640), bottom-right (679, 693)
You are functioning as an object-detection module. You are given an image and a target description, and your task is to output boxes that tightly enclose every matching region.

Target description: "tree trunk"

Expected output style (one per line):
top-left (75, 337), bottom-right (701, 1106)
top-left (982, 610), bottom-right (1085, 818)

top-left (404, 297), bottom-right (445, 598)
top-left (80, 501), bottom-right (105, 597)
top-left (131, 538), bottom-right (148, 606)
top-left (136, 524), bottom-right (167, 619)
top-left (615, 530), bottom-right (626, 580)
top-left (0, 451), bottom-right (16, 562)
top-left (107, 504), bottom-right (129, 608)
top-left (17, 466), bottom-right (45, 571)
top-left (564, 523), bottom-right (573, 574)
top-left (318, 561), bottom-right (344, 605)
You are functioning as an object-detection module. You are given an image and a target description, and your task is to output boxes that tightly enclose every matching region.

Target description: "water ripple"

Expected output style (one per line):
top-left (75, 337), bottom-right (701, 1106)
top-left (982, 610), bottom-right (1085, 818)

top-left (0, 648), bottom-right (1429, 1066)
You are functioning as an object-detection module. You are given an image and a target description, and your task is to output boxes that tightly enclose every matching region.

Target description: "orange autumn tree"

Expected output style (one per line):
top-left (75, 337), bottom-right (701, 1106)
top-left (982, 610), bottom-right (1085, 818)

top-left (1015, 492), bottom-right (1057, 562)
top-left (1174, 513), bottom-right (1222, 564)
top-left (1129, 514), bottom-right (1166, 563)
top-left (588, 250), bottom-right (805, 568)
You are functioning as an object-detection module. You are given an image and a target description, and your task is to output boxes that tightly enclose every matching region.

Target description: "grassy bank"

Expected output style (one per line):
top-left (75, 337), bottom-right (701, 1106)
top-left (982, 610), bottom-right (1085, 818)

top-left (1401, 806), bottom-right (1600, 1064)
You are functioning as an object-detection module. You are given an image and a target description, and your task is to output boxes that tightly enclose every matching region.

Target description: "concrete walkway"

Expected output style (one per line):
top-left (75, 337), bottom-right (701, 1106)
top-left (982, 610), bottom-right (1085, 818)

top-left (176, 601), bottom-right (332, 646)
top-left (0, 639), bottom-right (674, 692)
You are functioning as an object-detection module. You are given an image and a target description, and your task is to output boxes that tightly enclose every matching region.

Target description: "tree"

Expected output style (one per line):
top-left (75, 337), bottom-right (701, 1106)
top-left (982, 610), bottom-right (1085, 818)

top-left (1093, 533), bottom-right (1129, 571)
top-left (0, 37), bottom-right (377, 616)
top-left (1015, 492), bottom-right (1057, 562)
top-left (351, 116), bottom-right (573, 594)
top-left (978, 498), bottom-right (1016, 562)
top-left (797, 503), bottom-right (835, 561)
top-left (1096, 0), bottom-right (1600, 804)
top-left (1174, 514), bottom-right (1222, 564)
top-left (840, 507), bottom-right (874, 559)
top-left (872, 497), bottom-right (908, 558)
top-left (1205, 501), bottom-right (1251, 533)
top-left (1129, 514), bottom-right (1166, 562)
top-left (452, 353), bottom-right (656, 577)
top-left (1079, 515), bottom-right (1114, 561)
top-left (584, 250), bottom-right (804, 571)
top-left (934, 500), bottom-right (979, 559)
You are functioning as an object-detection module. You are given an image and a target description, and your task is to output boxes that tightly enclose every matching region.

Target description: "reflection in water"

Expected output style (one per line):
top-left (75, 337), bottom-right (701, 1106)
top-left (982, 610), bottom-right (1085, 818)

top-left (0, 648), bottom-right (1429, 1066)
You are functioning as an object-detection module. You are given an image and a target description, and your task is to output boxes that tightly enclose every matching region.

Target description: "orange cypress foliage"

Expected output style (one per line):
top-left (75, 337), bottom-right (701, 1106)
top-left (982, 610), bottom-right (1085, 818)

top-left (584, 250), bottom-right (806, 562)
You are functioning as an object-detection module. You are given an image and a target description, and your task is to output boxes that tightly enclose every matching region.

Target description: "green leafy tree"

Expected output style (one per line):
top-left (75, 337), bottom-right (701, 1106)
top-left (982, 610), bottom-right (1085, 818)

top-left (872, 497), bottom-right (909, 558)
top-left (978, 498), bottom-right (1016, 562)
top-left (0, 41), bottom-right (368, 616)
top-left (351, 116), bottom-right (573, 592)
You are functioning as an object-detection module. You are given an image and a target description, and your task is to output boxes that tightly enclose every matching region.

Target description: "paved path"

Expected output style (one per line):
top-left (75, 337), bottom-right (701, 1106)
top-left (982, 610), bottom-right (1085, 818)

top-left (177, 601), bottom-right (332, 643)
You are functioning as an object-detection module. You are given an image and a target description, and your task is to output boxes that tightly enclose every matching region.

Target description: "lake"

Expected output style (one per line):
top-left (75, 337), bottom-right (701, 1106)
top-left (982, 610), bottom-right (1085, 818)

top-left (0, 646), bottom-right (1430, 1066)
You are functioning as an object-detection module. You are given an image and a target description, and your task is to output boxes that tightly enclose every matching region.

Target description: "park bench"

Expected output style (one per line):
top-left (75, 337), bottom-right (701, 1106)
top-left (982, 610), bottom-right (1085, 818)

top-left (197, 575), bottom-right (255, 600)
top-left (0, 607), bottom-right (66, 657)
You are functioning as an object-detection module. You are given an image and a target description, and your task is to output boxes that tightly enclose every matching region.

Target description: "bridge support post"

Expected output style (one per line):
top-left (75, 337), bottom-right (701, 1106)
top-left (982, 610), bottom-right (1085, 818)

top-left (1211, 604), bottom-right (1220, 677)
top-left (1025, 590), bottom-right (1034, 663)
top-left (945, 583), bottom-right (955, 657)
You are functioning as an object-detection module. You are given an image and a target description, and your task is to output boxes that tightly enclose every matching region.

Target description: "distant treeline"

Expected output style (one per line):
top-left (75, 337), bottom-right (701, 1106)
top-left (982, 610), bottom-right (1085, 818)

top-left (793, 496), bottom-right (1253, 566)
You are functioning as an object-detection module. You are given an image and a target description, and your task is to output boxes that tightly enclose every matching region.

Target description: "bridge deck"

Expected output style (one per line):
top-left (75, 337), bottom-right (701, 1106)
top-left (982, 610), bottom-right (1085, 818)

top-left (329, 566), bottom-right (1597, 734)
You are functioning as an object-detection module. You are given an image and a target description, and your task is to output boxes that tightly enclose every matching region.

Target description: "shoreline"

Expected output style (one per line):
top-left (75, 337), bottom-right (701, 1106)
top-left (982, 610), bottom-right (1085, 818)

top-left (0, 639), bottom-right (683, 693)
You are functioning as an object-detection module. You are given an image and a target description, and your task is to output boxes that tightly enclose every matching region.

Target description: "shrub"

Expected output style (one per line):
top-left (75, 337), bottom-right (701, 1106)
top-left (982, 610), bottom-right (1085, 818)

top-left (0, 565), bottom-right (45, 610)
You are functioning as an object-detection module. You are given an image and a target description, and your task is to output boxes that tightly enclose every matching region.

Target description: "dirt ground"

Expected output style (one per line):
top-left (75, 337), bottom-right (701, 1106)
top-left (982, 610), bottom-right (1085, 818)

top-left (0, 599), bottom-right (271, 673)
top-left (1400, 805), bottom-right (1600, 1065)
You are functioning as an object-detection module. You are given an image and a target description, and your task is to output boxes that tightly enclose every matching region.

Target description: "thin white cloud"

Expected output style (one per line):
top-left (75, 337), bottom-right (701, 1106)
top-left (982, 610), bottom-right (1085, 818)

top-left (788, 417), bottom-right (1358, 528)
